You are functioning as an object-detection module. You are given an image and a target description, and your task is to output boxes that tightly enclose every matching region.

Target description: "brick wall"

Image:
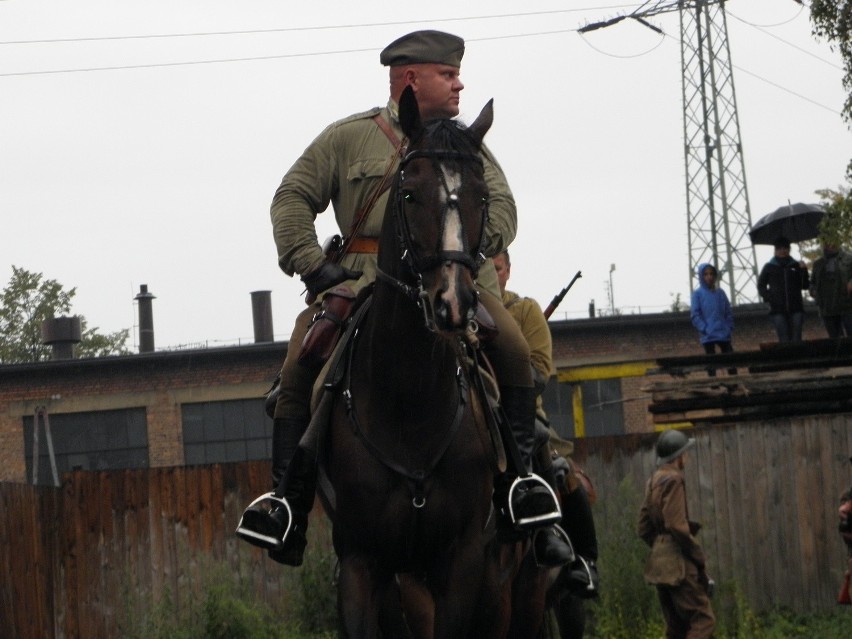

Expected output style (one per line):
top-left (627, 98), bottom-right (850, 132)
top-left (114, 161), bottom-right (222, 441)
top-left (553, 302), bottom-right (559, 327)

top-left (0, 344), bottom-right (285, 482)
top-left (0, 305), bottom-right (835, 480)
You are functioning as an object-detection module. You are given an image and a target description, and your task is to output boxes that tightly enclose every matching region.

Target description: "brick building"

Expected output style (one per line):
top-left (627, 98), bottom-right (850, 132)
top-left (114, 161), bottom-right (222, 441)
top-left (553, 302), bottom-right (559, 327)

top-left (0, 298), bottom-right (826, 484)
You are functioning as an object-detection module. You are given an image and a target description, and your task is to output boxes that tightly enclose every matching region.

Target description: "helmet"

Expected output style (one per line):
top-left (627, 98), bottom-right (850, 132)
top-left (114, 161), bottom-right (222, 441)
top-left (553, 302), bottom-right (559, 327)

top-left (655, 430), bottom-right (695, 466)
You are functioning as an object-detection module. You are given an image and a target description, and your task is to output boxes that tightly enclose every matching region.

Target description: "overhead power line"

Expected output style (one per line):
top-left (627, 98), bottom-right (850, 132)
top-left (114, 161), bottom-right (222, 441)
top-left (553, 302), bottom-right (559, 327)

top-left (0, 5), bottom-right (635, 46)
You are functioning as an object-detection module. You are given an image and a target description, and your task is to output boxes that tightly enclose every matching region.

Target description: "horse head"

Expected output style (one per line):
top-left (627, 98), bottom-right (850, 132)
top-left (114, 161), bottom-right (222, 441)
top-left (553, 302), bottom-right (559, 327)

top-left (378, 85), bottom-right (493, 333)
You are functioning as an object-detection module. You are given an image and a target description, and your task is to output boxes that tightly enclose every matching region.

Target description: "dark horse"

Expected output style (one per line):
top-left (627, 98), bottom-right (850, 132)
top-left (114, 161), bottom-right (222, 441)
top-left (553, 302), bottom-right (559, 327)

top-left (317, 87), bottom-right (533, 638)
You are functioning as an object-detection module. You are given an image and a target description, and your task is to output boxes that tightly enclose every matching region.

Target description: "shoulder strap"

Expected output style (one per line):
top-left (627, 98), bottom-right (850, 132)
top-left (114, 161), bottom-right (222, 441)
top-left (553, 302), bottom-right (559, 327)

top-left (373, 113), bottom-right (403, 148)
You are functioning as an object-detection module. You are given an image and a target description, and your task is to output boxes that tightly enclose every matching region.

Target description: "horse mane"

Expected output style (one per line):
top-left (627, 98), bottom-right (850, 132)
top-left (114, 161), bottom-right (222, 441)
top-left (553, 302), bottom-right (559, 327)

top-left (414, 117), bottom-right (483, 161)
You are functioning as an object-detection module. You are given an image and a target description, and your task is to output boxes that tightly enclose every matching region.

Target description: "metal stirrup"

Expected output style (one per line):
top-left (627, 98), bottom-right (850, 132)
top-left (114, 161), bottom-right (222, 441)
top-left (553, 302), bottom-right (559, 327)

top-left (507, 474), bottom-right (562, 528)
top-left (235, 492), bottom-right (293, 549)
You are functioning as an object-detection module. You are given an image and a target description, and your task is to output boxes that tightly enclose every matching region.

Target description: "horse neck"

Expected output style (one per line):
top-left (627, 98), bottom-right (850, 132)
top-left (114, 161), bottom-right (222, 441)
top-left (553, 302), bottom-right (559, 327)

top-left (368, 279), bottom-right (457, 362)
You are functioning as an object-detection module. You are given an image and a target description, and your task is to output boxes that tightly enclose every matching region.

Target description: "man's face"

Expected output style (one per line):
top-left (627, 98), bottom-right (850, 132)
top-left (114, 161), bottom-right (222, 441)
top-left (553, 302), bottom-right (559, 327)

top-left (409, 64), bottom-right (464, 118)
top-left (493, 253), bottom-right (510, 294)
top-left (774, 245), bottom-right (790, 258)
top-left (702, 268), bottom-right (716, 287)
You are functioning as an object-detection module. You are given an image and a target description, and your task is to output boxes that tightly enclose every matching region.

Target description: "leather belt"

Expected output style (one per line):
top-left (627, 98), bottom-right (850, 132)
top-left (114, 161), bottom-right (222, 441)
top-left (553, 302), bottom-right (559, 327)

top-left (347, 237), bottom-right (380, 254)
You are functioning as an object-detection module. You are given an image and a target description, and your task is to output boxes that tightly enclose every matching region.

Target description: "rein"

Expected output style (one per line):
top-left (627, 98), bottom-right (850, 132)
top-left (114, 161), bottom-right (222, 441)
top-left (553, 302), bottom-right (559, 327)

top-left (340, 315), bottom-right (470, 509)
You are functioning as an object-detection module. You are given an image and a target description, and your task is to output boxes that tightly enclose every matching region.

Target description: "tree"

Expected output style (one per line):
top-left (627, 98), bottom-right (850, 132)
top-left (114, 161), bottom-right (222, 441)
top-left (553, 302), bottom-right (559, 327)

top-left (811, 1), bottom-right (852, 176)
top-left (799, 182), bottom-right (852, 265)
top-left (0, 266), bottom-right (130, 363)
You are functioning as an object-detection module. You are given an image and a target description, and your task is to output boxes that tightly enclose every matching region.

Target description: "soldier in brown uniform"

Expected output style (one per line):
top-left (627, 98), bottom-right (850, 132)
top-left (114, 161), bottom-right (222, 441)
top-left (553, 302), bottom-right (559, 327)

top-left (238, 30), bottom-right (571, 567)
top-left (637, 430), bottom-right (715, 639)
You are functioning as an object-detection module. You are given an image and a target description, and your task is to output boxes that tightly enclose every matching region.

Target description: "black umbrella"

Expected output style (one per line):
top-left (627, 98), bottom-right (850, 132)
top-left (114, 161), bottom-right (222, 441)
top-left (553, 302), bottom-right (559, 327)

top-left (749, 202), bottom-right (826, 245)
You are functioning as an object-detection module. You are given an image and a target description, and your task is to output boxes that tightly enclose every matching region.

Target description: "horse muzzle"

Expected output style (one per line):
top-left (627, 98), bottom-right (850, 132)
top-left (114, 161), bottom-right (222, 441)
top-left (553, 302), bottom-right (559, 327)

top-left (429, 261), bottom-right (478, 332)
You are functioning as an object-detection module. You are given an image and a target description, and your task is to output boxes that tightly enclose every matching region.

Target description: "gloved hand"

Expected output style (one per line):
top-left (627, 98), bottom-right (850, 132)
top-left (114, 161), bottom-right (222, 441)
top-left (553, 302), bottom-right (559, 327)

top-left (698, 571), bottom-right (715, 597)
top-left (551, 454), bottom-right (570, 488)
top-left (301, 262), bottom-right (363, 297)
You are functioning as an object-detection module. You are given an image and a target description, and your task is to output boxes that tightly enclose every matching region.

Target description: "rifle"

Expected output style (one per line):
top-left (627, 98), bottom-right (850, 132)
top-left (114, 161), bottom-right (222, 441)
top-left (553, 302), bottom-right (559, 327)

top-left (543, 271), bottom-right (582, 319)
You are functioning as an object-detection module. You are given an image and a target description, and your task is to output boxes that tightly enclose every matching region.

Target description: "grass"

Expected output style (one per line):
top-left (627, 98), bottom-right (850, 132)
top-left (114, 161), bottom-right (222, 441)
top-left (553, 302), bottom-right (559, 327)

top-left (118, 484), bottom-right (849, 638)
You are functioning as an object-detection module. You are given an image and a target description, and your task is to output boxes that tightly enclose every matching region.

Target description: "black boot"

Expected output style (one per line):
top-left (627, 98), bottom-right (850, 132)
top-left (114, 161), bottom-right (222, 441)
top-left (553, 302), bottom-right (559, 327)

top-left (267, 446), bottom-right (317, 566)
top-left (236, 417), bottom-right (308, 555)
top-left (532, 444), bottom-right (574, 567)
top-left (500, 386), bottom-right (562, 525)
top-left (560, 485), bottom-right (600, 597)
top-left (271, 416), bottom-right (306, 489)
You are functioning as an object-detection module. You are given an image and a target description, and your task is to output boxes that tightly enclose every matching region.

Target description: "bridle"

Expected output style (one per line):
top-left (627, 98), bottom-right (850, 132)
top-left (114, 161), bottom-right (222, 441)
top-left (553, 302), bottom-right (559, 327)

top-left (376, 145), bottom-right (488, 330)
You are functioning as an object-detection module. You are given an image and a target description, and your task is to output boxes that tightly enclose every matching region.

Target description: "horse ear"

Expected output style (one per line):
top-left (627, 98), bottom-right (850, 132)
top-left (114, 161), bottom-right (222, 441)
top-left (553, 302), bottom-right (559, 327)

top-left (466, 99), bottom-right (494, 147)
top-left (399, 86), bottom-right (422, 139)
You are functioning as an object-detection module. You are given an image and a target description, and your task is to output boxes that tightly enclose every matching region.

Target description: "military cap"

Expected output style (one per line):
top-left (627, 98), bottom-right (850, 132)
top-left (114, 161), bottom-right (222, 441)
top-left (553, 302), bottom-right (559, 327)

top-left (380, 30), bottom-right (465, 67)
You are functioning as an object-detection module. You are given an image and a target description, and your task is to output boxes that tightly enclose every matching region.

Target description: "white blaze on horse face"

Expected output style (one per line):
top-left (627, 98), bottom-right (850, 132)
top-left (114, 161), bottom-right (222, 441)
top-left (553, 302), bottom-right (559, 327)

top-left (439, 164), bottom-right (466, 326)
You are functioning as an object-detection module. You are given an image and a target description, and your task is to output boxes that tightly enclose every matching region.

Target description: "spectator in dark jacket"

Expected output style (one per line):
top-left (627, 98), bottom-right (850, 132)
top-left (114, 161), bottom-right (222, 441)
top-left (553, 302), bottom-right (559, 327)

top-left (810, 240), bottom-right (852, 338)
top-left (757, 236), bottom-right (810, 342)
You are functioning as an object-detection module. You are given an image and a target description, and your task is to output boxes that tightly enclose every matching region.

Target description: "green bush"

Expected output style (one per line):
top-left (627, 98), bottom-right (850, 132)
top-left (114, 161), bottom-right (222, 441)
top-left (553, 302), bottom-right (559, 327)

top-left (585, 476), bottom-right (663, 639)
top-left (293, 519), bottom-right (338, 634)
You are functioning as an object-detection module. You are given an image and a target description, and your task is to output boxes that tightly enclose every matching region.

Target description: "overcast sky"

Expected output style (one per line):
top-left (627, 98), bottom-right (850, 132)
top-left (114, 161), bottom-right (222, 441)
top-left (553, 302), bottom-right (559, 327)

top-left (1, 0), bottom-right (850, 350)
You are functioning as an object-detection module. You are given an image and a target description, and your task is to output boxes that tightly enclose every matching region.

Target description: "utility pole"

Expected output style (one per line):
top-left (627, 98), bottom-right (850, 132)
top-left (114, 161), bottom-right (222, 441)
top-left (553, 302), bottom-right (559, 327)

top-left (581, 0), bottom-right (758, 304)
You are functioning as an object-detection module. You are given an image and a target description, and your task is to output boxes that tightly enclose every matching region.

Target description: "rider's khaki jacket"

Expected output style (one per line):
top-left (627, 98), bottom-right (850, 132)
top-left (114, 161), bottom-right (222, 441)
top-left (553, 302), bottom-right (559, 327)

top-left (270, 101), bottom-right (516, 300)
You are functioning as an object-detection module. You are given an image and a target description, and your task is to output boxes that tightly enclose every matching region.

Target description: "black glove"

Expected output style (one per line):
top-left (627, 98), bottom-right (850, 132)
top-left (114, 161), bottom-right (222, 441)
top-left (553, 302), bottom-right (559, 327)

top-left (301, 262), bottom-right (362, 297)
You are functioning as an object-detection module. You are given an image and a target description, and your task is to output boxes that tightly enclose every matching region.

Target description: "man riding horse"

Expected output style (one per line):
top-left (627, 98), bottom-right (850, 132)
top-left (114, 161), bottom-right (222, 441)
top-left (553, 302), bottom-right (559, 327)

top-left (237, 30), bottom-right (572, 569)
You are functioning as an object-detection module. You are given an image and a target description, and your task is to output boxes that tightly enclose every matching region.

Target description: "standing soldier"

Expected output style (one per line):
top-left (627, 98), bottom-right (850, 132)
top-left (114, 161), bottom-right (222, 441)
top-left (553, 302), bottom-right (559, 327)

top-left (493, 249), bottom-right (599, 637)
top-left (637, 430), bottom-right (715, 639)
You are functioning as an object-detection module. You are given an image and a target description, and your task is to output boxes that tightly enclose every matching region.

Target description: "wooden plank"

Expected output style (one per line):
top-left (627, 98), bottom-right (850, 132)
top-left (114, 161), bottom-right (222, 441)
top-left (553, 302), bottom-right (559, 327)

top-left (147, 468), bottom-right (164, 602)
top-left (792, 421), bottom-right (816, 610)
top-left (210, 464), bottom-right (225, 558)
top-left (816, 416), bottom-right (841, 605)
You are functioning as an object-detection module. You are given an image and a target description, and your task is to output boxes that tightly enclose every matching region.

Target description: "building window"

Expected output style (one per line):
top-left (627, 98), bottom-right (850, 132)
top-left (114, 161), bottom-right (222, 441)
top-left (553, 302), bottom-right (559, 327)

top-left (182, 398), bottom-right (272, 465)
top-left (23, 408), bottom-right (149, 485)
top-left (543, 377), bottom-right (625, 438)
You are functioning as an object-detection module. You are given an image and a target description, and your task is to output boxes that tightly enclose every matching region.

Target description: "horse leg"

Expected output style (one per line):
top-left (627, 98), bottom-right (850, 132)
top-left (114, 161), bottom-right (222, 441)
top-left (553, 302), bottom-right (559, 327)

top-left (507, 552), bottom-right (549, 639)
top-left (337, 554), bottom-right (388, 639)
top-left (553, 592), bottom-right (585, 639)
top-left (396, 573), bottom-right (435, 639)
top-left (431, 538), bottom-right (496, 638)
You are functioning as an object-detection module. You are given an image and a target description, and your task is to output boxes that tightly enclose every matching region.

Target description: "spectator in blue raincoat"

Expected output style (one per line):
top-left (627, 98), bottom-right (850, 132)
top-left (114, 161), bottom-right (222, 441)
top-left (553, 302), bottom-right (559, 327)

top-left (690, 263), bottom-right (735, 376)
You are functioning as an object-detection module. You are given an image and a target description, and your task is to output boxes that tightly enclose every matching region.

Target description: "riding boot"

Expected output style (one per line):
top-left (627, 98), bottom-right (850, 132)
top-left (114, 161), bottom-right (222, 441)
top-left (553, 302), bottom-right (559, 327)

top-left (499, 385), bottom-right (561, 522)
top-left (236, 417), bottom-right (309, 555)
top-left (267, 446), bottom-right (317, 566)
top-left (532, 444), bottom-right (574, 568)
top-left (559, 485), bottom-right (600, 598)
top-left (271, 416), bottom-right (305, 490)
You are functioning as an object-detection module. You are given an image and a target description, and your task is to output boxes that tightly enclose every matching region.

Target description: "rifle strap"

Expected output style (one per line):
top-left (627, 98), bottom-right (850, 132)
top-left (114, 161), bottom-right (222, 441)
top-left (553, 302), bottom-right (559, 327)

top-left (335, 114), bottom-right (406, 261)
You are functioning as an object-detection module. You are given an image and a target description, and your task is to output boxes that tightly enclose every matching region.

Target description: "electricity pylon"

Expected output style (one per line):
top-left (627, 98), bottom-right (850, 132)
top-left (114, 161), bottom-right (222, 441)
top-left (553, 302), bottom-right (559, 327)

top-left (581, 0), bottom-right (757, 304)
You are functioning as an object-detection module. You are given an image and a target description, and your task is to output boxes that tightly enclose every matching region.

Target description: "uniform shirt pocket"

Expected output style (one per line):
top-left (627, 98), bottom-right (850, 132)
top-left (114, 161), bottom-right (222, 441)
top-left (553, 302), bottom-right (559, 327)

top-left (347, 158), bottom-right (389, 183)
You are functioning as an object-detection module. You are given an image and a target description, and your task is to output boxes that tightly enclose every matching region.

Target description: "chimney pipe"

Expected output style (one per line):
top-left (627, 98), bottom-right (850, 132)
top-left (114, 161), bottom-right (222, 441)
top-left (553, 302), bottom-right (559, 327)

top-left (135, 284), bottom-right (155, 353)
top-left (250, 290), bottom-right (274, 343)
top-left (41, 316), bottom-right (82, 360)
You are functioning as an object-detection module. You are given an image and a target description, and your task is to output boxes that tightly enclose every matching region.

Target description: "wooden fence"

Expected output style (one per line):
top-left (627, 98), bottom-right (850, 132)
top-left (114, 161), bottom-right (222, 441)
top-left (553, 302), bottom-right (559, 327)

top-left (573, 413), bottom-right (852, 612)
top-left (2, 413), bottom-right (851, 638)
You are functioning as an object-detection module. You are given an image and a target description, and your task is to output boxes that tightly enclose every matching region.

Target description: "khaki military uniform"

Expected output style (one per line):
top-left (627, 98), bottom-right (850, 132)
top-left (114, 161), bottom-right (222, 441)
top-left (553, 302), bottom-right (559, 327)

top-left (502, 290), bottom-right (553, 420)
top-left (638, 464), bottom-right (715, 639)
top-left (272, 101), bottom-right (530, 423)
top-left (272, 101), bottom-right (515, 300)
